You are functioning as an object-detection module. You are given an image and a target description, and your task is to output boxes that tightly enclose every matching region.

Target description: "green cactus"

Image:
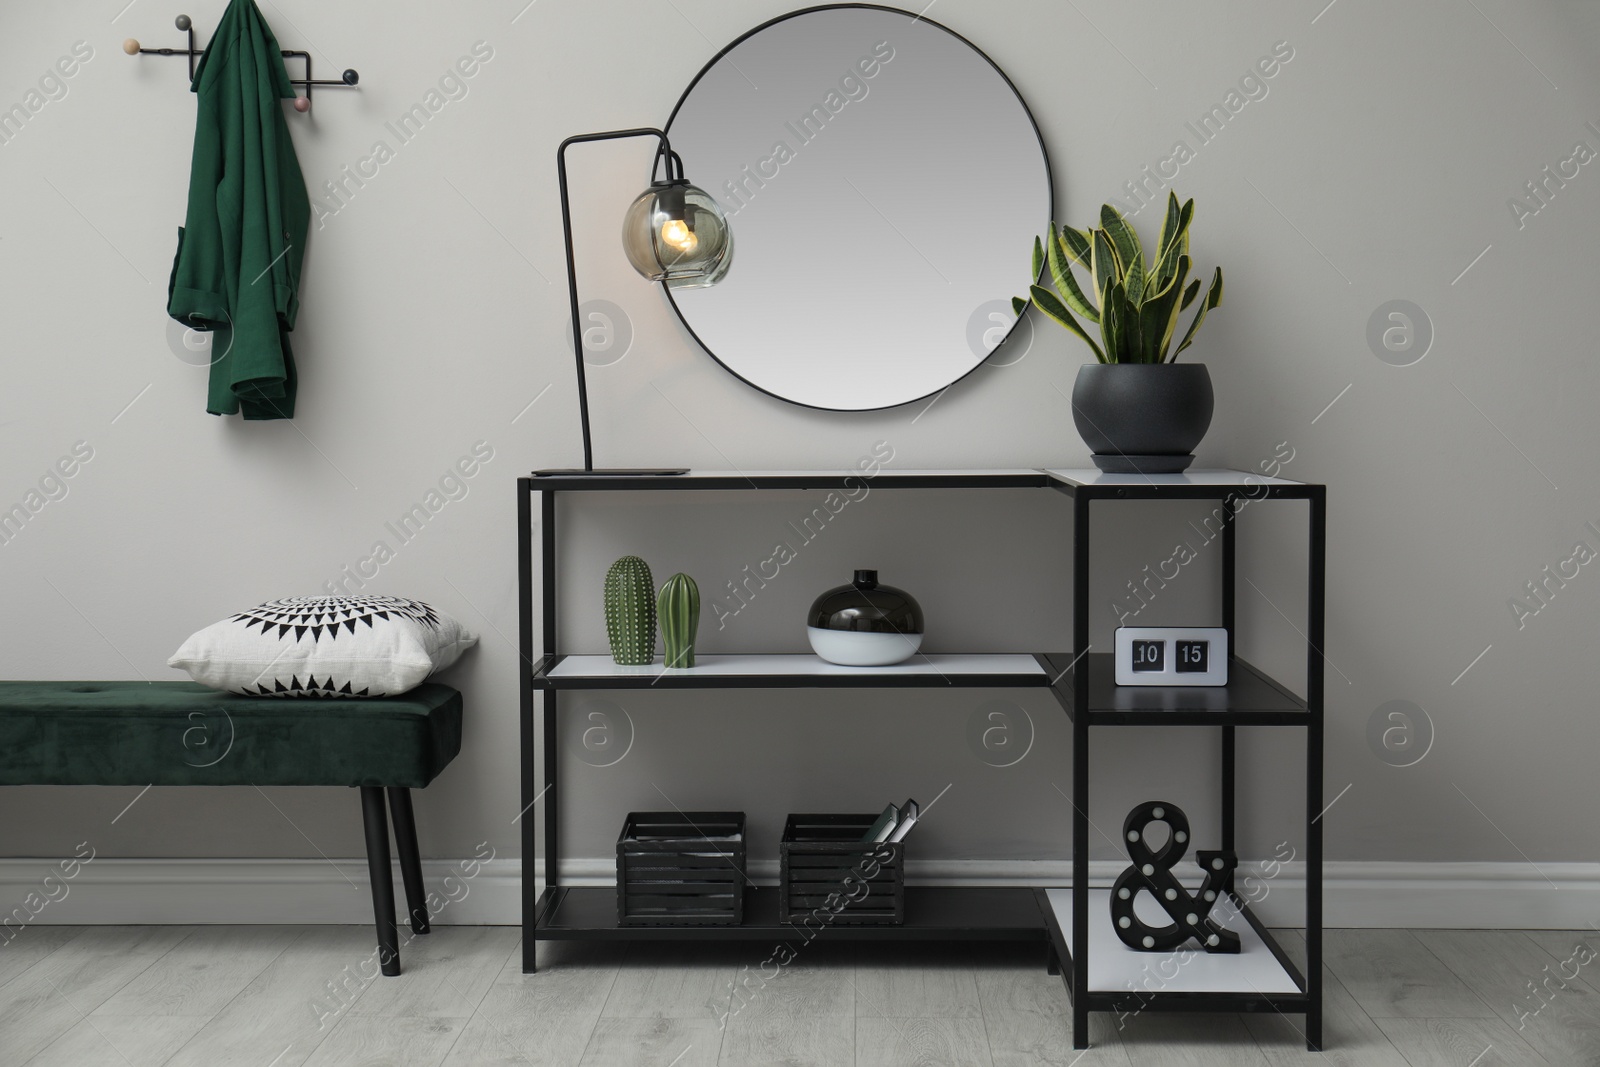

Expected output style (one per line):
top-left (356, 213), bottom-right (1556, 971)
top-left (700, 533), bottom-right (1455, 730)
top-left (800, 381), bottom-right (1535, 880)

top-left (657, 573), bottom-right (700, 669)
top-left (604, 556), bottom-right (656, 665)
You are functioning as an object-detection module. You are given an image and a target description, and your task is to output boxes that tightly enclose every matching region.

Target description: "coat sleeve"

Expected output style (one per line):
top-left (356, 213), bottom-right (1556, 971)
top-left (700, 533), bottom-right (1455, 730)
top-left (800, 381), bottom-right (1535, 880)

top-left (223, 10), bottom-right (304, 419)
top-left (166, 84), bottom-right (228, 330)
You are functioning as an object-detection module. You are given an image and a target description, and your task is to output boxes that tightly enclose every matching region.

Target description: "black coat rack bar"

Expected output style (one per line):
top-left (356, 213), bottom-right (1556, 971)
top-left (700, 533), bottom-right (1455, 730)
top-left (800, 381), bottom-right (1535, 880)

top-left (124, 14), bottom-right (359, 112)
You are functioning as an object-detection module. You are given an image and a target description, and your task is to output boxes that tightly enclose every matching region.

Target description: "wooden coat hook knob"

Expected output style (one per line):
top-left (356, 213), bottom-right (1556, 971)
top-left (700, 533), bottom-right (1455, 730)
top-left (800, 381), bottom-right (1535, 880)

top-left (342, 69), bottom-right (359, 85)
top-left (122, 38), bottom-right (141, 55)
top-left (174, 14), bottom-right (192, 31)
top-left (292, 95), bottom-right (311, 112)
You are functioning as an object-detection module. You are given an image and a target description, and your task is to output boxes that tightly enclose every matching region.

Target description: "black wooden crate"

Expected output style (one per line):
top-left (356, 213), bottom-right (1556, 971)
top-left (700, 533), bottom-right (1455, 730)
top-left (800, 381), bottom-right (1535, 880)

top-left (616, 811), bottom-right (745, 926)
top-left (779, 813), bottom-right (905, 925)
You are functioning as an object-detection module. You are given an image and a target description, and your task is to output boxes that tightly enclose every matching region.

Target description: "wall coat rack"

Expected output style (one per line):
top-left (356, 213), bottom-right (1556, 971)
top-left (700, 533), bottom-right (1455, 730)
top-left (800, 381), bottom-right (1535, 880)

top-left (124, 14), bottom-right (359, 111)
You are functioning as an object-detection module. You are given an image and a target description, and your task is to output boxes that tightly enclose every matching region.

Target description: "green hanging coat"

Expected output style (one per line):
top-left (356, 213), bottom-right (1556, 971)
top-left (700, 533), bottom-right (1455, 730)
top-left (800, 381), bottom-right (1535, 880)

top-left (167, 0), bottom-right (310, 420)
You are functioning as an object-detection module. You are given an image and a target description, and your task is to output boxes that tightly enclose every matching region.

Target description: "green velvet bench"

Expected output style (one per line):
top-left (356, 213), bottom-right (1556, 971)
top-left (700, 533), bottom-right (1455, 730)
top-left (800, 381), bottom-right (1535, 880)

top-left (0, 680), bottom-right (462, 976)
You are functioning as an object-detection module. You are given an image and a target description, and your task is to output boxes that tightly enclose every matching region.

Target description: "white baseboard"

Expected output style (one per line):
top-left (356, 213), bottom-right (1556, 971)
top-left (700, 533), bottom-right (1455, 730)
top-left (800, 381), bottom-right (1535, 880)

top-left (1, 858), bottom-right (1594, 930)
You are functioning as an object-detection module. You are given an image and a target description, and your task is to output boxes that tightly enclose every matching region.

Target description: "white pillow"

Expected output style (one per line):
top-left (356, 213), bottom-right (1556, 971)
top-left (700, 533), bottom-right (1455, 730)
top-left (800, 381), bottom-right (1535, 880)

top-left (169, 595), bottom-right (477, 697)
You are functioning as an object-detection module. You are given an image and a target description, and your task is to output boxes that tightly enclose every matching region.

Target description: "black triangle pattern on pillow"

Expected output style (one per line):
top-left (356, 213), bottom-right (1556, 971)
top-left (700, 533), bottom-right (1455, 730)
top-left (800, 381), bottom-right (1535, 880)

top-left (244, 674), bottom-right (378, 699)
top-left (230, 595), bottom-right (440, 646)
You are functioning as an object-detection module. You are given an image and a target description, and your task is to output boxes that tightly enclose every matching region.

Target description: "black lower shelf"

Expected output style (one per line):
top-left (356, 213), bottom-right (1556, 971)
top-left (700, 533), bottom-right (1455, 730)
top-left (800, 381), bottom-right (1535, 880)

top-left (534, 885), bottom-right (1047, 942)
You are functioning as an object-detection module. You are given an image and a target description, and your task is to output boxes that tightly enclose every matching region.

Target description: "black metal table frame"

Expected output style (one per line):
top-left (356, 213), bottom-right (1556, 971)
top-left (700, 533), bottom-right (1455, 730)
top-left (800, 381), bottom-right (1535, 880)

top-left (515, 470), bottom-right (1324, 1054)
top-left (517, 471), bottom-right (1066, 974)
top-left (1047, 476), bottom-right (1325, 1052)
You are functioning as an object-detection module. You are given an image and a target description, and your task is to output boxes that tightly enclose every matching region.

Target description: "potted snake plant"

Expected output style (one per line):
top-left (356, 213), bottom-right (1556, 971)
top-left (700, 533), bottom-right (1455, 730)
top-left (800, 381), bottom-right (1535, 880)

top-left (1015, 192), bottom-right (1224, 473)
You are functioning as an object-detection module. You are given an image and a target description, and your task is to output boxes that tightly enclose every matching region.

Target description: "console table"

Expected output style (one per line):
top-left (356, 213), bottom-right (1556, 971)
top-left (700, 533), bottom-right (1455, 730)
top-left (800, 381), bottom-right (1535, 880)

top-left (516, 468), bottom-right (1324, 1052)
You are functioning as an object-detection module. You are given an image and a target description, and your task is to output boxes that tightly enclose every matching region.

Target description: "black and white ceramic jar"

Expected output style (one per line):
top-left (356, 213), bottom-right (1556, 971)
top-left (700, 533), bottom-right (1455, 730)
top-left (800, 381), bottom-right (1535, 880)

top-left (806, 569), bottom-right (924, 667)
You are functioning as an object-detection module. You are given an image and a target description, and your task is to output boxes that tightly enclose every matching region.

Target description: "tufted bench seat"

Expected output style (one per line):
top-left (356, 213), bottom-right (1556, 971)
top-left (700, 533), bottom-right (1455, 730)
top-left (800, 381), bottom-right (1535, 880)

top-left (0, 680), bottom-right (463, 975)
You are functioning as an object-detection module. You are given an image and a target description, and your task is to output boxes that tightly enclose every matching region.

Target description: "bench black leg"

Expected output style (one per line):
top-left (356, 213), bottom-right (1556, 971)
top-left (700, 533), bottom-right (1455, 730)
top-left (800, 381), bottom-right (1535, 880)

top-left (360, 786), bottom-right (402, 976)
top-left (386, 786), bottom-right (430, 936)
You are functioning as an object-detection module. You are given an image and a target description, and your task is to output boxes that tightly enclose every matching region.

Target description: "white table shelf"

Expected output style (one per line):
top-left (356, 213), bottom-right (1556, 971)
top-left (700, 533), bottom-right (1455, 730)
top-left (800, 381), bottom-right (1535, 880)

top-left (1043, 888), bottom-right (1301, 995)
top-left (535, 652), bottom-right (1049, 689)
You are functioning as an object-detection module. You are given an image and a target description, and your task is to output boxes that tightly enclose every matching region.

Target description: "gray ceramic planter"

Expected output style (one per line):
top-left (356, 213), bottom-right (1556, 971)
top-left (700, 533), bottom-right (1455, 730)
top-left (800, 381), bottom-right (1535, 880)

top-left (1070, 363), bottom-right (1215, 473)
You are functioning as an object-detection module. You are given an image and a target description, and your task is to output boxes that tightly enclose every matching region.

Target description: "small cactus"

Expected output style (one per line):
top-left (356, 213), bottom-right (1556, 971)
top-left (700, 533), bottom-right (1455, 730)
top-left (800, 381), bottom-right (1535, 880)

top-left (604, 556), bottom-right (656, 665)
top-left (657, 573), bottom-right (700, 669)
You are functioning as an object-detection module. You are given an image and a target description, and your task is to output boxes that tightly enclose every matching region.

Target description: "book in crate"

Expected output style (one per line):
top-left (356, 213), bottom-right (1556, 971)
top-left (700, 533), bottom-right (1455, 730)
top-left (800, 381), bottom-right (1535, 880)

top-left (616, 811), bottom-right (746, 926)
top-left (779, 812), bottom-right (905, 925)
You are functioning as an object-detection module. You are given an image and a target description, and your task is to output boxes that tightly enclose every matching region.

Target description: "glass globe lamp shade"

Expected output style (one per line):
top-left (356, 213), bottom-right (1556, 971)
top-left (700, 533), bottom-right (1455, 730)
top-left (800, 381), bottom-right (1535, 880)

top-left (621, 180), bottom-right (733, 290)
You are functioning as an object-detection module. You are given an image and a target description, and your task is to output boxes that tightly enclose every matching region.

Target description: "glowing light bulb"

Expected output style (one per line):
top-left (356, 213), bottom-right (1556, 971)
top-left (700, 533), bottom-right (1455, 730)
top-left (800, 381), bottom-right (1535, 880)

top-left (660, 218), bottom-right (697, 253)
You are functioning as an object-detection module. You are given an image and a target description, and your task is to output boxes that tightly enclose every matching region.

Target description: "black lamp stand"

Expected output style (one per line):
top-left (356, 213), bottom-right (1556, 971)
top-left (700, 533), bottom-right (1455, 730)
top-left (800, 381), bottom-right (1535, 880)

top-left (534, 128), bottom-right (689, 477)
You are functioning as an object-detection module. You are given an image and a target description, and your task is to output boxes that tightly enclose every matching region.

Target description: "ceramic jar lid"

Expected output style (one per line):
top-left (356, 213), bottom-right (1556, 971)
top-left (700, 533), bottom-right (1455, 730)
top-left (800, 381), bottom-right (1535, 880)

top-left (807, 570), bottom-right (924, 635)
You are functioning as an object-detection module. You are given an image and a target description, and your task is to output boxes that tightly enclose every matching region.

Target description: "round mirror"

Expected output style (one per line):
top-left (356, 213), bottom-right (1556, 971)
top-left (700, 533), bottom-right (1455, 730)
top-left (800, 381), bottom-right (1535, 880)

top-left (664, 5), bottom-right (1052, 411)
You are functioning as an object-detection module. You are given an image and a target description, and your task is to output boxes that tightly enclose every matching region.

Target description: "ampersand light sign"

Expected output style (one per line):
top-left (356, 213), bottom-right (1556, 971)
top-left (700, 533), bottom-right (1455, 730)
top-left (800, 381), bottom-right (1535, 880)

top-left (1109, 801), bottom-right (1240, 954)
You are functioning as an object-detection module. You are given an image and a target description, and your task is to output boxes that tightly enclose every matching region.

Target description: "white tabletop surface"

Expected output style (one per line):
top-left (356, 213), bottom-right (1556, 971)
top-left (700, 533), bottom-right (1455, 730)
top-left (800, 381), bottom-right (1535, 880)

top-left (548, 653), bottom-right (1047, 678)
top-left (1046, 469), bottom-right (1303, 487)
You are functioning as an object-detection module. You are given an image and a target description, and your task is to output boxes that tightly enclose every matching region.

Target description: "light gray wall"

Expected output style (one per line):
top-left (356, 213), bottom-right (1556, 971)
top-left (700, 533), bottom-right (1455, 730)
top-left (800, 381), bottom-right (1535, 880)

top-left (2, 0), bottom-right (1596, 877)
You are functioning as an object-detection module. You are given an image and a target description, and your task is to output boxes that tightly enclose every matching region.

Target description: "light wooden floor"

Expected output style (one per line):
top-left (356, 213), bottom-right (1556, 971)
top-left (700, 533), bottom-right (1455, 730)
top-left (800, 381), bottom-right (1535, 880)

top-left (2, 925), bottom-right (1596, 1066)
